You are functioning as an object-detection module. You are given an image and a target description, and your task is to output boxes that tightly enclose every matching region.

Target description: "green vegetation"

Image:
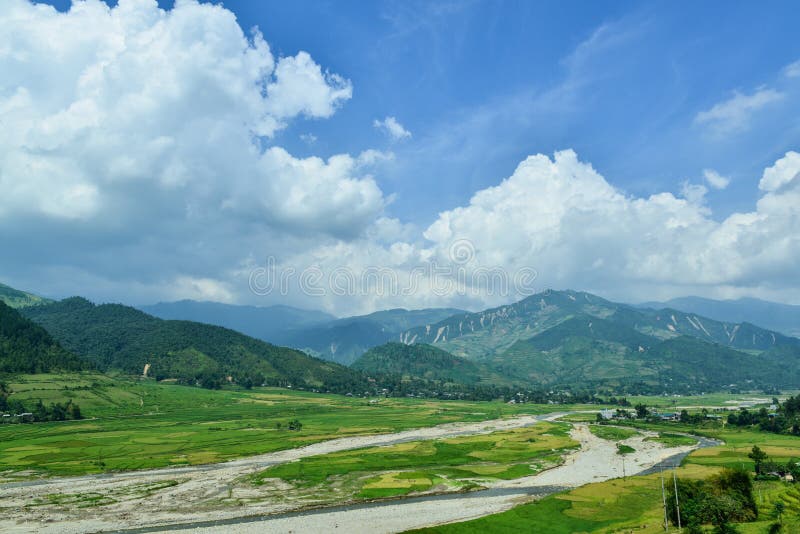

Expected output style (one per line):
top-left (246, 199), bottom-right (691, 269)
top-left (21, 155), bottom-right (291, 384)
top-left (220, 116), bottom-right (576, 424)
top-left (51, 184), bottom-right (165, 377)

top-left (410, 467), bottom-right (685, 534)
top-left (668, 468), bottom-right (758, 531)
top-left (0, 301), bottom-right (89, 374)
top-left (253, 422), bottom-right (577, 500)
top-left (616, 444), bottom-right (635, 455)
top-left (21, 297), bottom-right (366, 392)
top-left (0, 282), bottom-right (52, 308)
top-left (727, 393), bottom-right (800, 435)
top-left (352, 342), bottom-right (510, 385)
top-left (1, 381), bottom-right (83, 423)
top-left (396, 289), bottom-right (800, 394)
top-left (415, 406), bottom-right (800, 534)
top-left (0, 373), bottom-right (578, 478)
top-left (415, 448), bottom-right (800, 534)
top-left (645, 432), bottom-right (698, 447)
top-left (588, 425), bottom-right (638, 441)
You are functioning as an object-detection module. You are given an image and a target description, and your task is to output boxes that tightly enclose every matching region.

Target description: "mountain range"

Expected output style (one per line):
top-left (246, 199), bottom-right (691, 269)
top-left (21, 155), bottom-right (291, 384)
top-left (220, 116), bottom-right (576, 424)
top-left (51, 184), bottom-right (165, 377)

top-left (21, 297), bottom-right (365, 392)
top-left (392, 289), bottom-right (800, 392)
top-left (140, 301), bottom-right (464, 365)
top-left (639, 296), bottom-right (800, 338)
top-left (4, 280), bottom-right (800, 395)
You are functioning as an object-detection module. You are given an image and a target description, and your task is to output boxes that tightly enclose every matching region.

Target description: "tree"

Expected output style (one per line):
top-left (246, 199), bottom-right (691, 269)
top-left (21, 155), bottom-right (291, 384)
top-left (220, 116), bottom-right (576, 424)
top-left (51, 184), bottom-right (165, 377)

top-left (635, 403), bottom-right (649, 418)
top-left (774, 501), bottom-right (785, 524)
top-left (748, 445), bottom-right (768, 474)
top-left (287, 419), bottom-right (303, 431)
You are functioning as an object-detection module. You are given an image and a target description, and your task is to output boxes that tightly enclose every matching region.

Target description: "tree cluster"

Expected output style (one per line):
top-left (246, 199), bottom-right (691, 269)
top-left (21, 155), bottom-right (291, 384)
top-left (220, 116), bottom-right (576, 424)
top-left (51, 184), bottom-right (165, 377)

top-left (727, 394), bottom-right (800, 435)
top-left (668, 468), bottom-right (758, 532)
top-left (0, 385), bottom-right (83, 423)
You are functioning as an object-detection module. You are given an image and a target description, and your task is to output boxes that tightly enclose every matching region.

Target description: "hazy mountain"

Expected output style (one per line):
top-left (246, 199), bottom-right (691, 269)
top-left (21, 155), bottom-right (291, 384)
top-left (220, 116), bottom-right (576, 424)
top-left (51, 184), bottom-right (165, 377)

top-left (139, 300), bottom-right (334, 342)
top-left (138, 300), bottom-right (464, 366)
top-left (0, 282), bottom-right (53, 309)
top-left (639, 296), bottom-right (800, 338)
top-left (0, 301), bottom-right (88, 374)
top-left (276, 308), bottom-right (466, 365)
top-left (22, 297), bottom-right (366, 392)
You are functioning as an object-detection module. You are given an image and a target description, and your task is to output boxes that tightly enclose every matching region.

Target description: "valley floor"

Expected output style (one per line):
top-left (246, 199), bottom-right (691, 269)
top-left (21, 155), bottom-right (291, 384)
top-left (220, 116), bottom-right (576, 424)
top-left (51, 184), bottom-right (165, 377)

top-left (0, 415), bottom-right (697, 534)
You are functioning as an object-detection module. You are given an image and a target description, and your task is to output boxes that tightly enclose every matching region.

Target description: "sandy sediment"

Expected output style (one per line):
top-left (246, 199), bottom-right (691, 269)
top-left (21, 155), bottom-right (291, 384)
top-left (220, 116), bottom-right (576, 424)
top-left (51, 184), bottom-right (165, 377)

top-left (0, 417), bottom-right (697, 534)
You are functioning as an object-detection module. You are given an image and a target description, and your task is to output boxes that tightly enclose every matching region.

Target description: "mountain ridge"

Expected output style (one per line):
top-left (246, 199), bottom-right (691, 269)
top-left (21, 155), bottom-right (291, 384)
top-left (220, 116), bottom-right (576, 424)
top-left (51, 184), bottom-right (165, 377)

top-left (639, 296), bottom-right (800, 338)
top-left (21, 297), bottom-right (367, 392)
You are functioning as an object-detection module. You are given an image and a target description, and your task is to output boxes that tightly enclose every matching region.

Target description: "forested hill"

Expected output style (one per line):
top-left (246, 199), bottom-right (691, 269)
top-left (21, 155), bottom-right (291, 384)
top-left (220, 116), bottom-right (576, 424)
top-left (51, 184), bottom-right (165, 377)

top-left (0, 301), bottom-right (89, 373)
top-left (21, 297), bottom-right (367, 391)
top-left (352, 342), bottom-right (510, 385)
top-left (0, 283), bottom-right (53, 308)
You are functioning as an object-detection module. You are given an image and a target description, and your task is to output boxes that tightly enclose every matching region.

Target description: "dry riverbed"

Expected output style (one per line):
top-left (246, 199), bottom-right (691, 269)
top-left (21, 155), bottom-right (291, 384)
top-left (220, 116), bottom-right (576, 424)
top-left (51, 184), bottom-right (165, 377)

top-left (0, 415), bottom-right (697, 534)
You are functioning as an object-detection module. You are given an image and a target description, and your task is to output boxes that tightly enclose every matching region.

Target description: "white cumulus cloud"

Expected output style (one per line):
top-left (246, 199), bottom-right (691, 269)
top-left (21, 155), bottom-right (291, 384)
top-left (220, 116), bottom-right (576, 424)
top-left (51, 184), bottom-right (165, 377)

top-left (703, 169), bottom-right (731, 190)
top-left (759, 151), bottom-right (800, 192)
top-left (276, 149), bottom-right (800, 315)
top-left (374, 116), bottom-right (412, 140)
top-left (0, 0), bottom-right (377, 235)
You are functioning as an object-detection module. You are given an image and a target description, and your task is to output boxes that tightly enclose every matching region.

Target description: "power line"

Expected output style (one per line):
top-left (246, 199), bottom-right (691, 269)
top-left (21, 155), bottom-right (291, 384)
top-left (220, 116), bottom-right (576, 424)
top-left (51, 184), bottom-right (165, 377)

top-left (661, 471), bottom-right (668, 532)
top-left (673, 468), bottom-right (682, 530)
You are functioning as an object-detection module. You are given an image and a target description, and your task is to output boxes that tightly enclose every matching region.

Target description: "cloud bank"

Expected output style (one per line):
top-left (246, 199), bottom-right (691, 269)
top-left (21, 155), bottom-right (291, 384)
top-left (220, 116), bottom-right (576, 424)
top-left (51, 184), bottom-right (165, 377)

top-left (1, 0), bottom-right (799, 314)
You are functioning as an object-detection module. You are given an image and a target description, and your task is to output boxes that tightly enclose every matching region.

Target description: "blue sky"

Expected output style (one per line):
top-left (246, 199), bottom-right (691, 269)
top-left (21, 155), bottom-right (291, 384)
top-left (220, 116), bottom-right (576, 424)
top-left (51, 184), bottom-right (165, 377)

top-left (41, 0), bottom-right (800, 220)
top-left (2, 0), bottom-right (800, 313)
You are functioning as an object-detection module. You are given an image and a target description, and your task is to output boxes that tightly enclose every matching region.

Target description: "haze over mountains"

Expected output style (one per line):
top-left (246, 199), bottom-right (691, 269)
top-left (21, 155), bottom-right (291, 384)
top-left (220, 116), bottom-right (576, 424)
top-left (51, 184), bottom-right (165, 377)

top-left (4, 280), bottom-right (800, 395)
top-left (639, 296), bottom-right (800, 338)
top-left (141, 302), bottom-right (464, 365)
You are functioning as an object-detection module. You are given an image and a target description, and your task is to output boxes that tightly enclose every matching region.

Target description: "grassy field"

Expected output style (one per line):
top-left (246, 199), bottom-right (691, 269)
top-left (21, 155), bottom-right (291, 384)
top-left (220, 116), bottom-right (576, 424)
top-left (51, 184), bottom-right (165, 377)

top-left (0, 373), bottom-right (593, 478)
top-left (644, 432), bottom-right (697, 447)
top-left (587, 425), bottom-right (638, 441)
top-left (409, 464), bottom-right (716, 534)
top-left (413, 423), bottom-right (800, 533)
top-left (252, 422), bottom-right (578, 500)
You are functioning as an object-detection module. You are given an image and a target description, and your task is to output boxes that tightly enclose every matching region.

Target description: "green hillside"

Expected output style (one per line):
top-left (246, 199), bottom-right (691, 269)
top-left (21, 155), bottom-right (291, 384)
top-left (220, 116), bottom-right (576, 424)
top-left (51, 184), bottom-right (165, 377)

top-left (352, 342), bottom-right (508, 385)
top-left (0, 282), bottom-right (52, 309)
top-left (0, 301), bottom-right (88, 374)
top-left (401, 290), bottom-right (800, 360)
top-left (494, 328), bottom-right (796, 392)
top-left (392, 291), bottom-right (800, 393)
top-left (21, 298), bottom-right (367, 392)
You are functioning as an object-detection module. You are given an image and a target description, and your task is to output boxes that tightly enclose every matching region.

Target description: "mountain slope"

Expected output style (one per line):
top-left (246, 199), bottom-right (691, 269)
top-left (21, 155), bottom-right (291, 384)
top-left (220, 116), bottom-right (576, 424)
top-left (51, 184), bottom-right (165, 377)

top-left (397, 290), bottom-right (800, 392)
top-left (139, 300), bottom-right (334, 342)
top-left (352, 342), bottom-right (508, 385)
top-left (639, 296), bottom-right (800, 338)
top-left (138, 300), bottom-right (464, 366)
top-left (275, 308), bottom-right (466, 365)
top-left (495, 329), bottom-right (796, 392)
top-left (0, 301), bottom-right (88, 374)
top-left (21, 298), bottom-right (366, 391)
top-left (0, 282), bottom-right (53, 309)
top-left (400, 289), bottom-right (800, 359)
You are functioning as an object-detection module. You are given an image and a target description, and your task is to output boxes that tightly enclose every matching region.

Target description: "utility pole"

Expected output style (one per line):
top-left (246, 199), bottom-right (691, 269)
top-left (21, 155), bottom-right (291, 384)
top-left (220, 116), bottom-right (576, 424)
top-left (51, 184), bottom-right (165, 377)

top-left (672, 468), bottom-right (682, 530)
top-left (661, 468), bottom-right (669, 532)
